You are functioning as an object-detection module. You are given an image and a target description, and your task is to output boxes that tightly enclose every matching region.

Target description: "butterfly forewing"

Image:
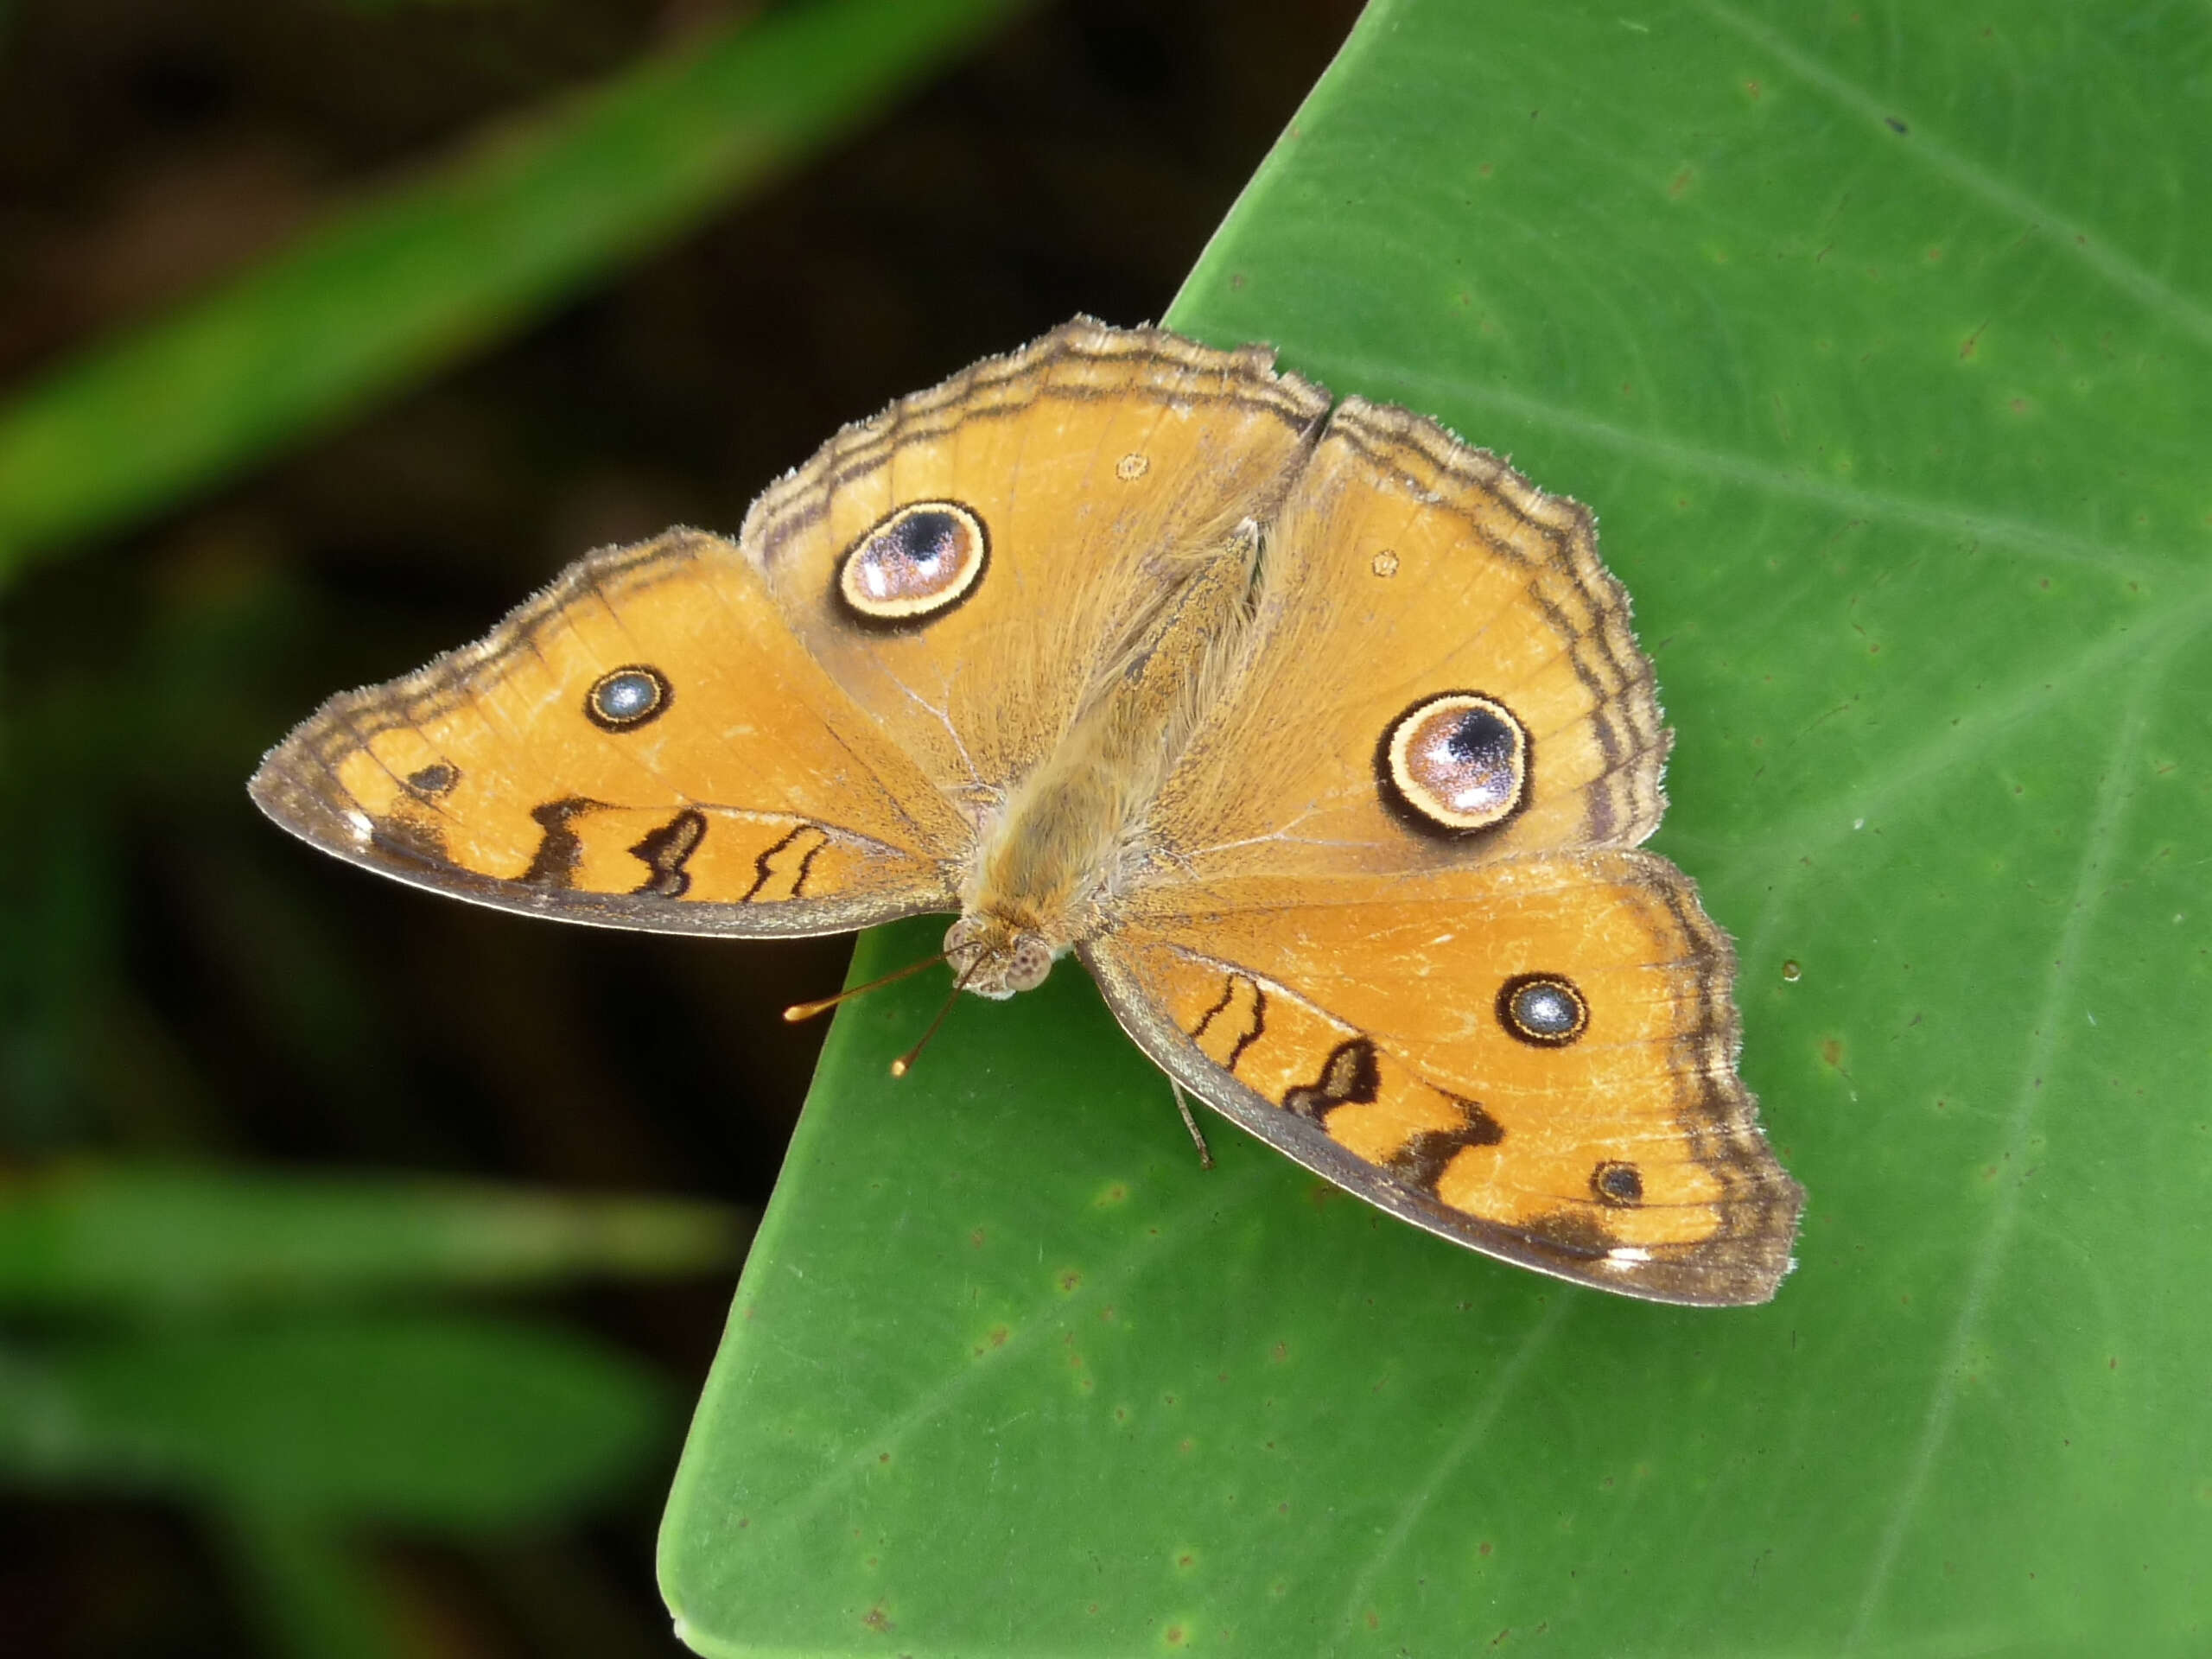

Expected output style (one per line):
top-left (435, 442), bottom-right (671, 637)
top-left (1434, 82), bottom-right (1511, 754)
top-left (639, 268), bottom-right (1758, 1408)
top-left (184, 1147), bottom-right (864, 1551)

top-left (738, 321), bottom-right (1331, 802)
top-left (250, 529), bottom-right (964, 936)
top-left (1154, 397), bottom-right (1671, 887)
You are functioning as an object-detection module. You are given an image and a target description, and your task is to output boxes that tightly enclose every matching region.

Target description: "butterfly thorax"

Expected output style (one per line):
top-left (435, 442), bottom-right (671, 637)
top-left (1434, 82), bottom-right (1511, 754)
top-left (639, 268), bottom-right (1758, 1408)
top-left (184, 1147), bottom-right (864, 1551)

top-left (947, 529), bottom-right (1260, 999)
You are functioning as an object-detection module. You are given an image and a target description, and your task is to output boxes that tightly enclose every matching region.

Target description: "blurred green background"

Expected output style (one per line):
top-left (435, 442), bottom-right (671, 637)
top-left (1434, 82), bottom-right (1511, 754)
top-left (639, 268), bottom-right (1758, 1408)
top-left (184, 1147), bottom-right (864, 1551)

top-left (0, 2), bottom-right (1360, 1653)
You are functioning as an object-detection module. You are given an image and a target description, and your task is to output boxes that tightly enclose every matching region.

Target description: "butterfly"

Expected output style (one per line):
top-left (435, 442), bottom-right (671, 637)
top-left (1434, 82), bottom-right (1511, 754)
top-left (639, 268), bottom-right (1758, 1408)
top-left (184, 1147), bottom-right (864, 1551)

top-left (251, 318), bottom-right (1802, 1306)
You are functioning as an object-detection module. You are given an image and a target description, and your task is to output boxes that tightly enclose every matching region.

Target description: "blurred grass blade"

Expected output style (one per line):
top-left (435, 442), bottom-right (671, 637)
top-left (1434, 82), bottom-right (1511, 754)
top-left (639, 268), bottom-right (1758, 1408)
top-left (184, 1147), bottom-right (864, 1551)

top-left (0, 0), bottom-right (1033, 588)
top-left (0, 1313), bottom-right (667, 1527)
top-left (217, 1505), bottom-right (402, 1659)
top-left (0, 1165), bottom-right (747, 1316)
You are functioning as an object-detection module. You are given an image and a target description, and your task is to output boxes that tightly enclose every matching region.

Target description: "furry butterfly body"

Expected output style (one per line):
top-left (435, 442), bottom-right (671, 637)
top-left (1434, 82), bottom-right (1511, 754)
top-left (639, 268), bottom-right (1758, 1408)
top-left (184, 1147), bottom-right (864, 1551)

top-left (251, 319), bottom-right (1802, 1305)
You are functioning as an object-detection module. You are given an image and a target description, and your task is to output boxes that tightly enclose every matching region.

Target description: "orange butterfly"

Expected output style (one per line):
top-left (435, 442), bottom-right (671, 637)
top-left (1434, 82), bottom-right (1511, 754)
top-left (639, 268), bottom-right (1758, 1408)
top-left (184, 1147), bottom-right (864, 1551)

top-left (251, 320), bottom-right (1802, 1305)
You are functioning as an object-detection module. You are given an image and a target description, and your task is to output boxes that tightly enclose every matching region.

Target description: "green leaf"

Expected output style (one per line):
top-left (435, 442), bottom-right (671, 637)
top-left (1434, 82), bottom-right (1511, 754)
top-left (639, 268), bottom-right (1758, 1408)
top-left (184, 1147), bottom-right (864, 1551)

top-left (663, 1), bottom-right (2209, 1651)
top-left (0, 0), bottom-right (1034, 588)
top-left (0, 1165), bottom-right (746, 1318)
top-left (0, 1312), bottom-right (667, 1528)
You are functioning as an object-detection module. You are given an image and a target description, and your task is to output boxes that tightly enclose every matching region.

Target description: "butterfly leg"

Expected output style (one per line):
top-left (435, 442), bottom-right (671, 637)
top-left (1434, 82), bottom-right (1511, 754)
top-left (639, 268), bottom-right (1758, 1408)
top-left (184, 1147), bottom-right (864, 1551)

top-left (1167, 1078), bottom-right (1215, 1172)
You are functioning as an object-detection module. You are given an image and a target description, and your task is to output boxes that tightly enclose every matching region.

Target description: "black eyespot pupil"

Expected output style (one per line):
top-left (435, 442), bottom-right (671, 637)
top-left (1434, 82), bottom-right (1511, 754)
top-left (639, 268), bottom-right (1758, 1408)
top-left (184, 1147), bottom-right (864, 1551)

top-left (893, 511), bottom-right (960, 571)
top-left (1446, 708), bottom-right (1512, 766)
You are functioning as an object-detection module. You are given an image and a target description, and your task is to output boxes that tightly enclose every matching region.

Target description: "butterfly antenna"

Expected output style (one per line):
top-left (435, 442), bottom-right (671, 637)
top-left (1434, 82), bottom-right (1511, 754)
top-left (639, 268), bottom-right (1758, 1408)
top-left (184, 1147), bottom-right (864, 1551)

top-left (783, 950), bottom-right (948, 1024)
top-left (889, 957), bottom-right (979, 1077)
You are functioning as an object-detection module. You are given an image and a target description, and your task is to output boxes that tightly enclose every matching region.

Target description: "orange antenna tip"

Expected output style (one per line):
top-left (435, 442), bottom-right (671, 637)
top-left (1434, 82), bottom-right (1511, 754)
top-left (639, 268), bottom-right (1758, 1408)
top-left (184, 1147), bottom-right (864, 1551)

top-left (781, 950), bottom-right (947, 1024)
top-left (887, 955), bottom-right (980, 1078)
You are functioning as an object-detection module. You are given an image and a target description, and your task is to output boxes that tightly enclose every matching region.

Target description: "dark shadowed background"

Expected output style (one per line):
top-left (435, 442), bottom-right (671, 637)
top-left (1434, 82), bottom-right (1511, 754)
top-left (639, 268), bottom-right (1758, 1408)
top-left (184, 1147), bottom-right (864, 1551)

top-left (0, 3), bottom-right (1362, 1653)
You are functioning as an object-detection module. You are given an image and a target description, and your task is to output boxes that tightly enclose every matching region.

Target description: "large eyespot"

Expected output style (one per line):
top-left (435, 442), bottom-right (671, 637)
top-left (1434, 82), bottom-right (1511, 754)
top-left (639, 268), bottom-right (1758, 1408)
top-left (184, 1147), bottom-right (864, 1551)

top-left (1497, 972), bottom-right (1588, 1047)
top-left (836, 501), bottom-right (988, 626)
top-left (585, 664), bottom-right (671, 732)
top-left (1378, 692), bottom-right (1529, 834)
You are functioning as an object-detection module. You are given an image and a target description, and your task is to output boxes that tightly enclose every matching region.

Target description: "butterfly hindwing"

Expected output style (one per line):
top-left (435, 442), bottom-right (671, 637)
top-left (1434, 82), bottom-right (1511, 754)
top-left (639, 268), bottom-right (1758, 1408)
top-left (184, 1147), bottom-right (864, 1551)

top-left (1089, 853), bottom-right (1801, 1305)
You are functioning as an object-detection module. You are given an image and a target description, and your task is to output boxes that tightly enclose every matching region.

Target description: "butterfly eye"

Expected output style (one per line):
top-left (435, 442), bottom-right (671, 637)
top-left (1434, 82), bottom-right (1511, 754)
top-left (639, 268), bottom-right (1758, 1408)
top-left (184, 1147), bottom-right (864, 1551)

top-left (585, 665), bottom-right (671, 731)
top-left (1378, 692), bottom-right (1529, 834)
top-left (836, 501), bottom-right (988, 626)
top-left (1496, 972), bottom-right (1587, 1046)
top-left (1005, 935), bottom-right (1053, 992)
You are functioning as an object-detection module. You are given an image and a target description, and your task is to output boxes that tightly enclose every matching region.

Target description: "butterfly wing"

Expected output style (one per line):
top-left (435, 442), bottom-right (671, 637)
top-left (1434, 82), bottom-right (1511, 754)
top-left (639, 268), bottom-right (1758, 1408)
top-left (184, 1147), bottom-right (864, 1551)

top-left (1092, 399), bottom-right (1801, 1305)
top-left (251, 321), bottom-right (1333, 938)
top-left (740, 318), bottom-right (1331, 803)
top-left (1089, 857), bottom-right (1798, 1305)
top-left (1154, 397), bottom-right (1670, 882)
top-left (250, 529), bottom-right (966, 936)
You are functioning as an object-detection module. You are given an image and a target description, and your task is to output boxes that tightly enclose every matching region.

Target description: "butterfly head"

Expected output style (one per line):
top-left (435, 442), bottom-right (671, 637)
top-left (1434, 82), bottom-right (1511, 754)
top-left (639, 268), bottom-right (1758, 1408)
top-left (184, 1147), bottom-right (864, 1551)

top-left (943, 913), bottom-right (1056, 1001)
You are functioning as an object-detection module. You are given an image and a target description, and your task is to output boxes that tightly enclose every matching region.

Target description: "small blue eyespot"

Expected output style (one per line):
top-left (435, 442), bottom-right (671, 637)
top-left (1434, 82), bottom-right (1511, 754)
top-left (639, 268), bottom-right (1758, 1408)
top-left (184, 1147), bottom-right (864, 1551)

top-left (586, 665), bottom-right (670, 730)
